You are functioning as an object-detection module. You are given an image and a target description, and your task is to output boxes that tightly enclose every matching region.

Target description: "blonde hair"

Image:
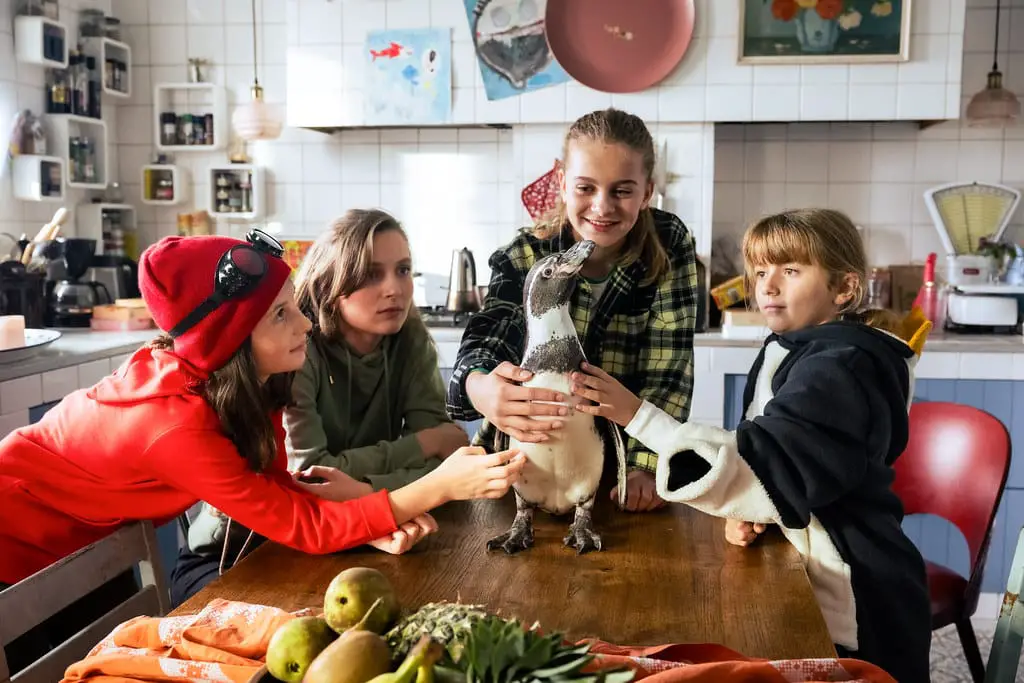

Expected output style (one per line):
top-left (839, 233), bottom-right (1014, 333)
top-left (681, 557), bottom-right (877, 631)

top-left (295, 208), bottom-right (414, 341)
top-left (533, 108), bottom-right (669, 286)
top-left (742, 208), bottom-right (869, 318)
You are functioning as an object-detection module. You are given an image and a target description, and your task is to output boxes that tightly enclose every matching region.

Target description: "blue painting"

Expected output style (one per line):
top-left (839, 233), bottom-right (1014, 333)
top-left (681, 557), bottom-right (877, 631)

top-left (465, 0), bottom-right (571, 101)
top-left (364, 28), bottom-right (452, 125)
top-left (739, 0), bottom-right (911, 64)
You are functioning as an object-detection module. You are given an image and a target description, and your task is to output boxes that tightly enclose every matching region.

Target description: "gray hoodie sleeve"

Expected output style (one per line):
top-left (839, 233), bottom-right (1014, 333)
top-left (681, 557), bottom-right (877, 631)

top-left (284, 344), bottom-right (427, 481)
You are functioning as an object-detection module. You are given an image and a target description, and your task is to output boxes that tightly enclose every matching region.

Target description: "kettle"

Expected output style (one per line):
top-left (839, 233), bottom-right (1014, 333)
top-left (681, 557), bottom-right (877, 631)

top-left (446, 247), bottom-right (481, 313)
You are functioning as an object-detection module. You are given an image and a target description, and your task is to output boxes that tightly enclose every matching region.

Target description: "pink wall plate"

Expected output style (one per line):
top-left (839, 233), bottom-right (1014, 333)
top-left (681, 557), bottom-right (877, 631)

top-left (545, 0), bottom-right (696, 94)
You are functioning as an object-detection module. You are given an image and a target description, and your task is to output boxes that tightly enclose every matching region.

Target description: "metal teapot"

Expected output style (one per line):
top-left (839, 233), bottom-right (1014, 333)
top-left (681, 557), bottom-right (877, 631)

top-left (446, 247), bottom-right (481, 312)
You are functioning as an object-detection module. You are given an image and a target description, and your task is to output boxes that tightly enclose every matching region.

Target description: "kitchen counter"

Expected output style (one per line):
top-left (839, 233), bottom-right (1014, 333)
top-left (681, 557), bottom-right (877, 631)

top-left (0, 328), bottom-right (157, 383)
top-left (695, 330), bottom-right (1024, 353)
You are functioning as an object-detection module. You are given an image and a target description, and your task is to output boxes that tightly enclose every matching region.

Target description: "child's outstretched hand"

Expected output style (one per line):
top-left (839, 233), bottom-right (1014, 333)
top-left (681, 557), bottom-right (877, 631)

top-left (571, 362), bottom-right (642, 428)
top-left (430, 446), bottom-right (526, 501)
top-left (725, 519), bottom-right (766, 547)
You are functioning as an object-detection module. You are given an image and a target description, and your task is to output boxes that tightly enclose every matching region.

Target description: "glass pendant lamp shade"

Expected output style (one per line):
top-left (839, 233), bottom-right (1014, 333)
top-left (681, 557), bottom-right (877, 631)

top-left (233, 84), bottom-right (283, 141)
top-left (966, 0), bottom-right (1020, 127)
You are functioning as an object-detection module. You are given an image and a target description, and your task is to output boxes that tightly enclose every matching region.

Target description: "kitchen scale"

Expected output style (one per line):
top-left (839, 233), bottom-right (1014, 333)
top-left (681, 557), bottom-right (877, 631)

top-left (924, 181), bottom-right (1023, 330)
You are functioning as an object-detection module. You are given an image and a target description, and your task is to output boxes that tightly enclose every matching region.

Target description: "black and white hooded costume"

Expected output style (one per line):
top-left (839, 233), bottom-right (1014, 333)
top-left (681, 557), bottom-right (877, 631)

top-left (632, 320), bottom-right (931, 683)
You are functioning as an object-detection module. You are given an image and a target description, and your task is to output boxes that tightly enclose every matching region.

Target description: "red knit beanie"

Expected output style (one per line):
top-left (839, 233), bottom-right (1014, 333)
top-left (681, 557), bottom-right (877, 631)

top-left (139, 235), bottom-right (293, 373)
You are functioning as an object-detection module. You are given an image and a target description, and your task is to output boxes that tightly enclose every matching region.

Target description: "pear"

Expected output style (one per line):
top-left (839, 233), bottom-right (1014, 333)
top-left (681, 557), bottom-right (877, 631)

top-left (265, 616), bottom-right (336, 683)
top-left (365, 636), bottom-right (443, 683)
top-left (323, 567), bottom-right (399, 635)
top-left (303, 609), bottom-right (393, 683)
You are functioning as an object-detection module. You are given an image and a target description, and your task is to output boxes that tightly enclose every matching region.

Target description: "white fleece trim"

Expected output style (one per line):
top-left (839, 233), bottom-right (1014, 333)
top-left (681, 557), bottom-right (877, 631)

top-left (630, 401), bottom-right (861, 650)
top-left (778, 520), bottom-right (859, 650)
top-left (628, 402), bottom-right (779, 524)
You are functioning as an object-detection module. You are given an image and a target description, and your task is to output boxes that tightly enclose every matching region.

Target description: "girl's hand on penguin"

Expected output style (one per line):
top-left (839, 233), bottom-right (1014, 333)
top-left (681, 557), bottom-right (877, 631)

top-left (611, 470), bottom-right (666, 512)
top-left (431, 445), bottom-right (527, 501)
top-left (369, 513), bottom-right (438, 555)
top-left (570, 362), bottom-right (643, 428)
top-left (465, 362), bottom-right (569, 443)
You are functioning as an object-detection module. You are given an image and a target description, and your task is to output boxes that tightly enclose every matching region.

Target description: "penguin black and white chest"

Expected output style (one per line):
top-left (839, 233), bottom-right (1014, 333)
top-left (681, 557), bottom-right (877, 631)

top-left (487, 239), bottom-right (627, 555)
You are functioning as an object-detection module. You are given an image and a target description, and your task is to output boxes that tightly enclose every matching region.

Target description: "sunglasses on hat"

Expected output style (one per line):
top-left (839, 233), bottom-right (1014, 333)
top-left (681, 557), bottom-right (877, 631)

top-left (168, 228), bottom-right (285, 338)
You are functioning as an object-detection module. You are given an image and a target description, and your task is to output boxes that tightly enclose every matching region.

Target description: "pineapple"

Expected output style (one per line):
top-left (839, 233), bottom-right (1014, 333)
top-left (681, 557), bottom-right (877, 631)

top-left (385, 602), bottom-right (489, 662)
top-left (384, 603), bottom-right (635, 683)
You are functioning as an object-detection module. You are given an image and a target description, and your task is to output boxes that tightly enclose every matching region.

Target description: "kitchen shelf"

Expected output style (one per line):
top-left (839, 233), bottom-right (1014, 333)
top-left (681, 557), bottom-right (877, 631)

top-left (82, 37), bottom-right (131, 99)
top-left (12, 155), bottom-right (64, 202)
top-left (141, 164), bottom-right (187, 205)
top-left (153, 82), bottom-right (227, 152)
top-left (14, 15), bottom-right (68, 68)
top-left (76, 202), bottom-right (136, 257)
top-left (48, 114), bottom-right (108, 189)
top-left (208, 164), bottom-right (263, 220)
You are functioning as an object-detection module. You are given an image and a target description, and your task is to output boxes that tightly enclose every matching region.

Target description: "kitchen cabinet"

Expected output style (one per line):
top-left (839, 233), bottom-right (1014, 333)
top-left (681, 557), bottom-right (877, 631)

top-left (725, 375), bottom-right (1024, 593)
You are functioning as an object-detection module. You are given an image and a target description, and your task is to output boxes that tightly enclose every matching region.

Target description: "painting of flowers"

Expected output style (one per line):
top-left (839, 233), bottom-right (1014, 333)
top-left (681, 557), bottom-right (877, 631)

top-left (739, 0), bottom-right (911, 64)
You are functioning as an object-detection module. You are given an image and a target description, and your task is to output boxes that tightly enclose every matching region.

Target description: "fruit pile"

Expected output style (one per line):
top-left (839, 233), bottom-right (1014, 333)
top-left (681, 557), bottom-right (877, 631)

top-left (264, 567), bottom-right (635, 683)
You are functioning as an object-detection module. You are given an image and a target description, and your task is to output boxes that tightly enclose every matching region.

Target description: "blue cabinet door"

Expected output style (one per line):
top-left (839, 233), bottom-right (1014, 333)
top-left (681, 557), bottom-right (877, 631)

top-left (724, 374), bottom-right (1022, 593)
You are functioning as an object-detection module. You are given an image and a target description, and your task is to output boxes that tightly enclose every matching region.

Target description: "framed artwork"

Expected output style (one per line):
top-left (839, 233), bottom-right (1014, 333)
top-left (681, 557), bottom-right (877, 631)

top-left (464, 0), bottom-right (571, 101)
top-left (364, 28), bottom-right (452, 125)
top-left (738, 0), bottom-right (912, 64)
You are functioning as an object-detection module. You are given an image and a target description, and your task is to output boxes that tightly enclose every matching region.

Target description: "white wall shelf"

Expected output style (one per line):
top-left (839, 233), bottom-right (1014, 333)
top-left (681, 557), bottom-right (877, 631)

top-left (141, 164), bottom-right (187, 206)
top-left (48, 114), bottom-right (108, 190)
top-left (209, 165), bottom-right (263, 220)
top-left (76, 203), bottom-right (136, 256)
top-left (82, 37), bottom-right (131, 100)
top-left (12, 155), bottom-right (64, 202)
top-left (153, 83), bottom-right (228, 152)
top-left (14, 15), bottom-right (67, 68)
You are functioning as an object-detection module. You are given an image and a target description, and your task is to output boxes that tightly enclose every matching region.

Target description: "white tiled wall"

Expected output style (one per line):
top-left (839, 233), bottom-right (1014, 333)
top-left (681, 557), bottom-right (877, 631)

top-left (286, 1), bottom-right (965, 127)
top-left (0, 0), bottom-right (116, 247)
top-left (111, 0), bottom-right (715, 281)
top-left (712, 2), bottom-right (1024, 268)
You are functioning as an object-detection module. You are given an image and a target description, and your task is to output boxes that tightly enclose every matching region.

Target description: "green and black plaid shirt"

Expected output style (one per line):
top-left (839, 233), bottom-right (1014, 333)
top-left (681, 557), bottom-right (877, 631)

top-left (446, 208), bottom-right (698, 473)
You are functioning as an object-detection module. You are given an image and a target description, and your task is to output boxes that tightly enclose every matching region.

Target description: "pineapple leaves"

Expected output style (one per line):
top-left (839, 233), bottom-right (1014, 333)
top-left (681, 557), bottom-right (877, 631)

top-left (384, 603), bottom-right (635, 683)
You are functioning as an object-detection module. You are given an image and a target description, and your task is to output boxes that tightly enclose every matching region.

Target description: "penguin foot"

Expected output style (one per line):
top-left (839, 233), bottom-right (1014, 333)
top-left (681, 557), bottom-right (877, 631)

top-left (486, 524), bottom-right (535, 554)
top-left (563, 519), bottom-right (602, 554)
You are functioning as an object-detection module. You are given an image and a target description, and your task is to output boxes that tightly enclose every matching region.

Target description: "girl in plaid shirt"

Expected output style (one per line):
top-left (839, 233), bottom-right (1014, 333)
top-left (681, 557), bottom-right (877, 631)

top-left (447, 108), bottom-right (700, 511)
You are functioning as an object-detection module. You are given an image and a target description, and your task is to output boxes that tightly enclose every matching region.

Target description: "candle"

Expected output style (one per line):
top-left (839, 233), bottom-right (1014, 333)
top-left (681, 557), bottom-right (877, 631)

top-left (0, 315), bottom-right (26, 350)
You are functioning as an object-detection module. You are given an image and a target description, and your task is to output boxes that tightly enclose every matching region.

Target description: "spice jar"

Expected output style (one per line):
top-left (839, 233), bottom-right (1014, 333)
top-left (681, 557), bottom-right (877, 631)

top-left (80, 9), bottom-right (104, 37)
top-left (160, 112), bottom-right (177, 146)
top-left (104, 16), bottom-right (121, 40)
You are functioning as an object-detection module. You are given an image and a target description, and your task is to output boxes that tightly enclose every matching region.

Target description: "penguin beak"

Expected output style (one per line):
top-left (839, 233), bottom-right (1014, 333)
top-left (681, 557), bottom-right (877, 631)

top-left (555, 240), bottom-right (595, 277)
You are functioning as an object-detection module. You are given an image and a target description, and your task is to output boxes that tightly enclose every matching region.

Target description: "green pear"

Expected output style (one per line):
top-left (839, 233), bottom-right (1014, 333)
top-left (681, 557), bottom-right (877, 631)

top-left (323, 567), bottom-right (399, 635)
top-left (302, 627), bottom-right (392, 683)
top-left (265, 616), bottom-right (336, 683)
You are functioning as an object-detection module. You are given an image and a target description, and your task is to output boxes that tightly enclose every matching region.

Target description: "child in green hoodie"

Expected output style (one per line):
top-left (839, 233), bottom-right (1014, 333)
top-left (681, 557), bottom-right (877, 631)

top-left (172, 209), bottom-right (468, 605)
top-left (285, 208), bottom-right (469, 491)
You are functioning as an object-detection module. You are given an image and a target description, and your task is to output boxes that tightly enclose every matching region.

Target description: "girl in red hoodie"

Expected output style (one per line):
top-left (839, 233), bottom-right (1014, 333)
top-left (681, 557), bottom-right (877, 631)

top-left (0, 230), bottom-right (524, 671)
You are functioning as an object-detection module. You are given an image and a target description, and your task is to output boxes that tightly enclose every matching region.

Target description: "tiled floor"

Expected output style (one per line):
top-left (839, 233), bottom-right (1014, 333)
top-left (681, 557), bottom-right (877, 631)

top-left (930, 621), bottom-right (1023, 683)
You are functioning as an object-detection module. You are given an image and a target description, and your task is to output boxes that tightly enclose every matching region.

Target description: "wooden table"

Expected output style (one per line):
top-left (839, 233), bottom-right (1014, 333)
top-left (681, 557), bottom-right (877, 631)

top-left (173, 496), bottom-right (836, 661)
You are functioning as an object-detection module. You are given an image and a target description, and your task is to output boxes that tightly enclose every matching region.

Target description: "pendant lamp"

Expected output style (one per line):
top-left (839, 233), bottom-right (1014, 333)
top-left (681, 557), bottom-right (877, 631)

top-left (232, 0), bottom-right (283, 141)
top-left (965, 0), bottom-right (1020, 127)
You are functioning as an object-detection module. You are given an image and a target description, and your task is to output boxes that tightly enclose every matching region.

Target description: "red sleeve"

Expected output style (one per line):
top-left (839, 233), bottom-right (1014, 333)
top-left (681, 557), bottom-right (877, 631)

top-left (147, 425), bottom-right (398, 554)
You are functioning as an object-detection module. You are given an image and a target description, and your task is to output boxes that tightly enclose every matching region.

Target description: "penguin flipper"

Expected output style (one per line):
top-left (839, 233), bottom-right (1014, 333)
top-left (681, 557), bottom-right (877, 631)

top-left (604, 418), bottom-right (628, 509)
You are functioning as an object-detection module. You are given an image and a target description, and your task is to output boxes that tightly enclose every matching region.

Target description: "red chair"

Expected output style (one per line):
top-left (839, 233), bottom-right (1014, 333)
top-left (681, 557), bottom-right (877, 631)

top-left (892, 402), bottom-right (1012, 683)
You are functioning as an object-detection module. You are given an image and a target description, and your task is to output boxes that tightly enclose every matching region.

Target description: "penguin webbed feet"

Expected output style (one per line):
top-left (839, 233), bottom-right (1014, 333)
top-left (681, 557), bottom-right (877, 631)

top-left (563, 505), bottom-right (602, 554)
top-left (486, 512), bottom-right (535, 554)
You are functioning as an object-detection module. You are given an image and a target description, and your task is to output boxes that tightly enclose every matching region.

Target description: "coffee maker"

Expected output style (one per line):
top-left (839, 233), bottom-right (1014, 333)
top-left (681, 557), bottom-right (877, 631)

top-left (45, 238), bottom-right (112, 327)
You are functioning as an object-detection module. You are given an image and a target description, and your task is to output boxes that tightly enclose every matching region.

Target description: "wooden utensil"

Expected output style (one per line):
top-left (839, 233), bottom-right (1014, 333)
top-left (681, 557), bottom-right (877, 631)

top-left (21, 207), bottom-right (68, 265)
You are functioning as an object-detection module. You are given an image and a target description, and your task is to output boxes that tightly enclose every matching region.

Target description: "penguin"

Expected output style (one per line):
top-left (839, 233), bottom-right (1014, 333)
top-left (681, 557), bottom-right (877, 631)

top-left (487, 238), bottom-right (628, 555)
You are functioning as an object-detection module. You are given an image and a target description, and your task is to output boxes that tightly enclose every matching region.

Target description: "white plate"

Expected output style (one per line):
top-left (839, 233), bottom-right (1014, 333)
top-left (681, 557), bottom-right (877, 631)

top-left (0, 328), bottom-right (62, 364)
